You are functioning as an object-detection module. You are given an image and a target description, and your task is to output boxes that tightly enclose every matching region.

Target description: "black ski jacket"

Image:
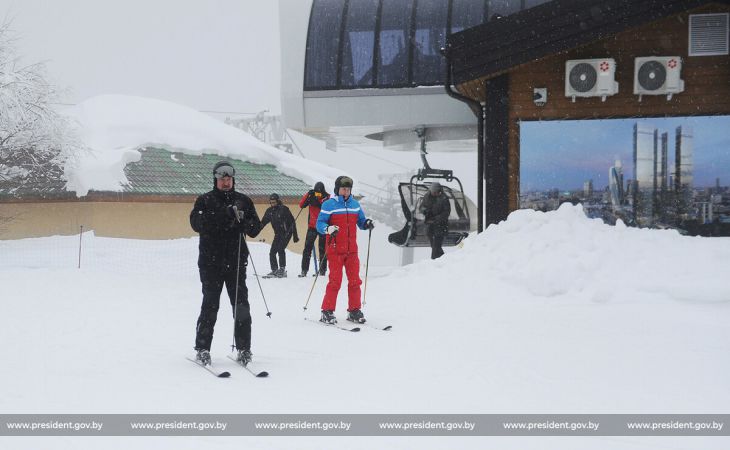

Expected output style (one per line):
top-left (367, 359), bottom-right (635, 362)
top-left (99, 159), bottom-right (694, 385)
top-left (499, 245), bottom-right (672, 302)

top-left (190, 188), bottom-right (262, 268)
top-left (261, 204), bottom-right (299, 241)
top-left (420, 193), bottom-right (451, 237)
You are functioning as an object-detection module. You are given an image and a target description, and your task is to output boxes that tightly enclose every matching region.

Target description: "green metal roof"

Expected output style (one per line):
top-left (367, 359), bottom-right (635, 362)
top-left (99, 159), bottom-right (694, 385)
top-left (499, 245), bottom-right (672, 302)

top-left (123, 148), bottom-right (309, 198)
top-left (0, 147), bottom-right (309, 201)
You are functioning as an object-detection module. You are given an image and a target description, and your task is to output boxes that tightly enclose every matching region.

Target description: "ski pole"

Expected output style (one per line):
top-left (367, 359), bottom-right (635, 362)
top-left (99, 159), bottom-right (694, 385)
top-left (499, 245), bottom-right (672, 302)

top-left (363, 228), bottom-right (372, 306)
top-left (303, 239), bottom-right (332, 311)
top-left (244, 233), bottom-right (272, 318)
top-left (232, 231), bottom-right (243, 352)
top-left (312, 244), bottom-right (318, 273)
top-left (233, 206), bottom-right (272, 319)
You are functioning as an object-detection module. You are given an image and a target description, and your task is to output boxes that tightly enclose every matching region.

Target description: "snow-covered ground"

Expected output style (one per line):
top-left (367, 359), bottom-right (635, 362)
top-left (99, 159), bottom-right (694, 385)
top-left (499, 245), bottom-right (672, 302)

top-left (1, 203), bottom-right (729, 449)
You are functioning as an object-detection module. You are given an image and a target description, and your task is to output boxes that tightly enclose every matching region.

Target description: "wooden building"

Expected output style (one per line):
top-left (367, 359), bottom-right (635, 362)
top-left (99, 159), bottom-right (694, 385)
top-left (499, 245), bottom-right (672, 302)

top-left (444, 0), bottom-right (730, 228)
top-left (0, 148), bottom-right (312, 252)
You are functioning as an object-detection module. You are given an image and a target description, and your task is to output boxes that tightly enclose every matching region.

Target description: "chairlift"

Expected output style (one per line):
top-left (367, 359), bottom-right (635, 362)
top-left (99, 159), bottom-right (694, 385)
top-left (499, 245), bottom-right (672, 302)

top-left (388, 127), bottom-right (471, 248)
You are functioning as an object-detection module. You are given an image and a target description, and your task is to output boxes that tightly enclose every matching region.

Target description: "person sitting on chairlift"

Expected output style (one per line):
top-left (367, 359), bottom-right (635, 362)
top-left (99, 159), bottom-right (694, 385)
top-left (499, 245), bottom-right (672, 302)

top-left (420, 182), bottom-right (450, 259)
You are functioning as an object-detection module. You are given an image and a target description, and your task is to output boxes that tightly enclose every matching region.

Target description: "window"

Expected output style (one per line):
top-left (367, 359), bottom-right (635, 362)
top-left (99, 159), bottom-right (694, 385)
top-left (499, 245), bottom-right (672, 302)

top-left (451, 0), bottom-right (487, 33)
top-left (524, 0), bottom-right (551, 8)
top-left (487, 0), bottom-right (522, 20)
top-left (304, 0), bottom-right (544, 90)
top-left (377, 0), bottom-right (414, 87)
top-left (340, 0), bottom-right (380, 87)
top-left (412, 0), bottom-right (449, 85)
top-left (304, 0), bottom-right (346, 89)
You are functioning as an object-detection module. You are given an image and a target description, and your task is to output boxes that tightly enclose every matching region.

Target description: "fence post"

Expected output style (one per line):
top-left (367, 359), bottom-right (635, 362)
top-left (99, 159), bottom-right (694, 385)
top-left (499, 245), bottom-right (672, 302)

top-left (78, 225), bottom-right (83, 269)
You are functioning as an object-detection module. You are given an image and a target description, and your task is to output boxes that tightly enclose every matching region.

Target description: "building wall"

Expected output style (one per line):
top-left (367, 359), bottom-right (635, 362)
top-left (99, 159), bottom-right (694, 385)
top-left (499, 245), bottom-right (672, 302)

top-left (0, 201), bottom-right (312, 254)
top-left (506, 5), bottom-right (730, 121)
top-left (458, 4), bottom-right (730, 212)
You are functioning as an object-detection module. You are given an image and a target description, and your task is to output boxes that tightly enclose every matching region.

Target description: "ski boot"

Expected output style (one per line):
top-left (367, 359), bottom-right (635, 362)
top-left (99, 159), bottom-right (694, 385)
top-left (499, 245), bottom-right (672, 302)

top-left (195, 349), bottom-right (211, 367)
top-left (298, 271), bottom-right (307, 278)
top-left (276, 268), bottom-right (287, 278)
top-left (236, 349), bottom-right (252, 365)
top-left (320, 310), bottom-right (337, 324)
top-left (347, 308), bottom-right (366, 324)
top-left (263, 270), bottom-right (278, 279)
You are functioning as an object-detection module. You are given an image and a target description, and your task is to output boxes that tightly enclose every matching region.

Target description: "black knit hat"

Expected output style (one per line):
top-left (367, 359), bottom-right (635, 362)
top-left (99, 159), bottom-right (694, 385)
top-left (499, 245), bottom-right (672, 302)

top-left (314, 181), bottom-right (325, 193)
top-left (334, 175), bottom-right (353, 193)
top-left (269, 193), bottom-right (280, 203)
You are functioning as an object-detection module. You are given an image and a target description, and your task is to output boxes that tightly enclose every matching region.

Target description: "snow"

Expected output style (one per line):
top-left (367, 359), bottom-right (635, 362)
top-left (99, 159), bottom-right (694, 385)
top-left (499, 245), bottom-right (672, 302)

top-left (1, 203), bottom-right (729, 449)
top-left (62, 95), bottom-right (343, 196)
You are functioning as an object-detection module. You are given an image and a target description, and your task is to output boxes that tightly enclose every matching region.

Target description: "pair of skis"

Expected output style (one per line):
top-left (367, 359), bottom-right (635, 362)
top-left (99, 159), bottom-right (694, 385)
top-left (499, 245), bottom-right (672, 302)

top-left (186, 356), bottom-right (268, 378)
top-left (304, 317), bottom-right (392, 332)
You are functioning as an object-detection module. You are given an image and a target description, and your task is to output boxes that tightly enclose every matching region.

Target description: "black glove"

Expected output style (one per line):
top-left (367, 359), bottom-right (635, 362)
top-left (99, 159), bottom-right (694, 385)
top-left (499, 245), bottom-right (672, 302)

top-left (308, 189), bottom-right (315, 196)
top-left (293, 235), bottom-right (300, 243)
top-left (364, 219), bottom-right (375, 230)
top-left (226, 205), bottom-right (237, 219)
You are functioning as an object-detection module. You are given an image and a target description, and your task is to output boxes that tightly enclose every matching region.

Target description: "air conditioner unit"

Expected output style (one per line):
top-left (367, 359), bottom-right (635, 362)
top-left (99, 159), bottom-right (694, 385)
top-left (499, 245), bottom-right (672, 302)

top-left (633, 56), bottom-right (685, 101)
top-left (565, 58), bottom-right (619, 102)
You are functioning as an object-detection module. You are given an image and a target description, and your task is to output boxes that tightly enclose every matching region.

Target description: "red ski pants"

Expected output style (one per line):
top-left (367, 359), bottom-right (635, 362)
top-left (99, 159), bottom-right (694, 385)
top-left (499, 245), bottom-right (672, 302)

top-left (321, 251), bottom-right (361, 312)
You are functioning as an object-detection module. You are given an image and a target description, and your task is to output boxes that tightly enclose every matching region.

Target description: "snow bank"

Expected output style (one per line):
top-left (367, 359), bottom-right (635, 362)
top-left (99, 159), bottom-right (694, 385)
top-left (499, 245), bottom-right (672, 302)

top-left (63, 94), bottom-right (342, 196)
top-left (392, 203), bottom-right (730, 304)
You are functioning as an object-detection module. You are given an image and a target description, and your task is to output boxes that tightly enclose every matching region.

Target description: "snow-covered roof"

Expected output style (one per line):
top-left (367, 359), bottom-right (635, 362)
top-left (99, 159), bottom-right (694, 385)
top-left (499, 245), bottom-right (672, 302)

top-left (61, 94), bottom-right (344, 197)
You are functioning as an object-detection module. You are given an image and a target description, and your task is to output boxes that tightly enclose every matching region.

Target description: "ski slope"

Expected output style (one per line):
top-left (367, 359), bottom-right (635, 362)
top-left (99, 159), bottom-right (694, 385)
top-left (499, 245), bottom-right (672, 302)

top-left (1, 203), bottom-right (729, 449)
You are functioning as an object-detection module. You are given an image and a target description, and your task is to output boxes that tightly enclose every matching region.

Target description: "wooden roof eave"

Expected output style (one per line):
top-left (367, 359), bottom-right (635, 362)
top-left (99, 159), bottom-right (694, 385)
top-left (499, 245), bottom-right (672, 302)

top-left (448, 0), bottom-right (727, 85)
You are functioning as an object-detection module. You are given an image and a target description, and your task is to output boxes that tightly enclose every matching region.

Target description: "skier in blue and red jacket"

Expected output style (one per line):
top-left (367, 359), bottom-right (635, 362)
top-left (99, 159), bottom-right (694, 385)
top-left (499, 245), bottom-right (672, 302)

top-left (316, 175), bottom-right (374, 324)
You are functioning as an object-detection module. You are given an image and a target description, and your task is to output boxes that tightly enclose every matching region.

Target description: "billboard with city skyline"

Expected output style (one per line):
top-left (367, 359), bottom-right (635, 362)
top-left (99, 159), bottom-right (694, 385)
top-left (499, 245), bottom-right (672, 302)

top-left (520, 115), bottom-right (730, 236)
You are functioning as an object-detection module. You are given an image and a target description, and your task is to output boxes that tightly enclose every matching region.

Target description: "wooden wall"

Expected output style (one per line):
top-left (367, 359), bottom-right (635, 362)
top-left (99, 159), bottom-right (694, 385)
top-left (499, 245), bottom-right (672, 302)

top-left (508, 4), bottom-right (730, 120)
top-left (459, 4), bottom-right (730, 213)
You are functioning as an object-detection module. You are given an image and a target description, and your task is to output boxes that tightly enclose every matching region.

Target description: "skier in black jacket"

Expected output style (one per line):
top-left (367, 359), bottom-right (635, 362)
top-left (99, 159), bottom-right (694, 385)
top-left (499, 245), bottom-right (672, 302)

top-left (420, 182), bottom-right (451, 260)
top-left (190, 161), bottom-right (262, 367)
top-left (260, 193), bottom-right (299, 278)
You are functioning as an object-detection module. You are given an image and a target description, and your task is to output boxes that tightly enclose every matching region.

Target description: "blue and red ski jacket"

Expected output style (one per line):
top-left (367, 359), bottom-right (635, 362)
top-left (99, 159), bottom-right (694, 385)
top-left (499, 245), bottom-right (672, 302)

top-left (316, 194), bottom-right (367, 254)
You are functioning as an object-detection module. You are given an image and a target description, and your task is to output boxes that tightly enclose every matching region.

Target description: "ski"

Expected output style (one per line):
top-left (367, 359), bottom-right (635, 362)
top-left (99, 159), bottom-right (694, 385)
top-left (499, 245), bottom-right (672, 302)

top-left (186, 357), bottom-right (231, 378)
top-left (356, 321), bottom-right (392, 331)
top-left (346, 317), bottom-right (392, 331)
top-left (226, 355), bottom-right (269, 377)
top-left (304, 317), bottom-right (360, 332)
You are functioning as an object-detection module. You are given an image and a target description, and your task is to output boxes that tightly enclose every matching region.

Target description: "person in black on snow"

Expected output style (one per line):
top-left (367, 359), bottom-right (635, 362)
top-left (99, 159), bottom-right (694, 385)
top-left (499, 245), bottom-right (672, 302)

top-left (420, 181), bottom-right (451, 260)
top-left (298, 181), bottom-right (330, 277)
top-left (190, 161), bottom-right (262, 367)
top-left (260, 193), bottom-right (299, 278)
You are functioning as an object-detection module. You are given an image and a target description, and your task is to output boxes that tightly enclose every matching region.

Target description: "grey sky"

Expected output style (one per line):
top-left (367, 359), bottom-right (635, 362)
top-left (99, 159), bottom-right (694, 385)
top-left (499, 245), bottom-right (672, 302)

top-left (0, 0), bottom-right (281, 114)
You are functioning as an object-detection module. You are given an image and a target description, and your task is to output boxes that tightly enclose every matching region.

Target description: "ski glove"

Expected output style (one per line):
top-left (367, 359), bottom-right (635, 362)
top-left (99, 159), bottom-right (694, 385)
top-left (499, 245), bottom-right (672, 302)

top-left (364, 219), bottom-right (375, 230)
top-left (326, 225), bottom-right (339, 237)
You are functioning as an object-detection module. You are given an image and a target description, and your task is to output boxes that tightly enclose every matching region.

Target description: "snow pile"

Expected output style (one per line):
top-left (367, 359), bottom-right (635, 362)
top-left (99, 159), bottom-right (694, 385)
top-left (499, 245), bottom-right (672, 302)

top-left (378, 203), bottom-right (730, 305)
top-left (469, 203), bottom-right (730, 303)
top-left (63, 94), bottom-right (342, 196)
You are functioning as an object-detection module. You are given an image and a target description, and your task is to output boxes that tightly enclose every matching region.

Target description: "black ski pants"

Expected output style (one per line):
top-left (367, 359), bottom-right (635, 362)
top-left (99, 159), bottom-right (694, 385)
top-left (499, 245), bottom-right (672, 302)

top-left (195, 264), bottom-right (251, 351)
top-left (301, 227), bottom-right (327, 274)
top-left (428, 232), bottom-right (445, 260)
top-left (269, 233), bottom-right (290, 270)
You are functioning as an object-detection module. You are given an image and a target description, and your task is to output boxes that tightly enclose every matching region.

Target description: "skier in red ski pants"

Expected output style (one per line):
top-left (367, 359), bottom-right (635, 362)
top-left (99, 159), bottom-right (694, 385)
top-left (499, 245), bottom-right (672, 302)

top-left (316, 175), bottom-right (374, 325)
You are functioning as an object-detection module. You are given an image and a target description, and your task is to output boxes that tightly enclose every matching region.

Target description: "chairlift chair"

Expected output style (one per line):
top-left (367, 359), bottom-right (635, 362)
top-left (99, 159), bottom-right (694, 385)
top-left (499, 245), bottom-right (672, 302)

top-left (388, 127), bottom-right (471, 248)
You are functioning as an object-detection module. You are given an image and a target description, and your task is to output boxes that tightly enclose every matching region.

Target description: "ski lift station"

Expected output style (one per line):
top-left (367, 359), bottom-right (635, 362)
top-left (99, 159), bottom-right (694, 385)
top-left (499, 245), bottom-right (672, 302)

top-left (279, 0), bottom-right (730, 255)
top-left (278, 0), bottom-right (553, 257)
